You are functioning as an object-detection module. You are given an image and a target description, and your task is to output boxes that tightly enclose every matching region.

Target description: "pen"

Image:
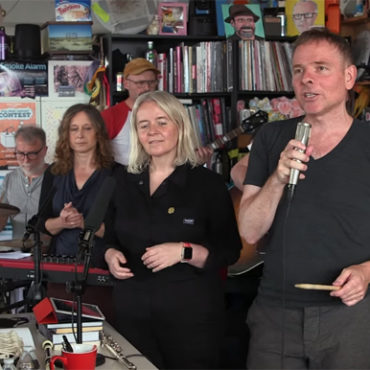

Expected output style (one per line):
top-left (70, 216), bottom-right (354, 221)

top-left (62, 335), bottom-right (74, 352)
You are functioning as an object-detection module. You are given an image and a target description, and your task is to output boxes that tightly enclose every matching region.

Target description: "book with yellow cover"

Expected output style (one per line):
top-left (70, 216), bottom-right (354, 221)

top-left (52, 325), bottom-right (103, 334)
top-left (285, 0), bottom-right (325, 37)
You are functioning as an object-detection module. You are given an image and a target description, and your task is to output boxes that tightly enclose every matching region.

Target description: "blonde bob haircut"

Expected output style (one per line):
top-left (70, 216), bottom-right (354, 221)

top-left (128, 91), bottom-right (201, 174)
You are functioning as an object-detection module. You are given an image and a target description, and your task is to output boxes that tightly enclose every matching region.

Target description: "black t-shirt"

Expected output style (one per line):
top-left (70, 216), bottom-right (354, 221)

top-left (245, 118), bottom-right (370, 307)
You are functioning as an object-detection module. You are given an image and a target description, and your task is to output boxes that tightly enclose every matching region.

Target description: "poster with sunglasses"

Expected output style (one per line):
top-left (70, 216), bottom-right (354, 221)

top-left (285, 0), bottom-right (325, 37)
top-left (0, 97), bottom-right (40, 167)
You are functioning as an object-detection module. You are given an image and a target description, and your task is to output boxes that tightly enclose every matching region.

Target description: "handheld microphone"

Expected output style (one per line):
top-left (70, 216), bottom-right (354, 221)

top-left (287, 122), bottom-right (311, 198)
top-left (79, 176), bottom-right (116, 255)
top-left (42, 339), bottom-right (53, 370)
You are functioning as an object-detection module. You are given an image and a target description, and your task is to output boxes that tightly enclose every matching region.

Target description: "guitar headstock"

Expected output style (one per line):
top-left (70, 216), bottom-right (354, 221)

top-left (241, 110), bottom-right (268, 135)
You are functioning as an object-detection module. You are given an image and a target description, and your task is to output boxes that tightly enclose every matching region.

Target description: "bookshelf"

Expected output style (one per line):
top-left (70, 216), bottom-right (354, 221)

top-left (102, 33), bottom-right (294, 132)
top-left (340, 14), bottom-right (370, 40)
top-left (101, 33), bottom-right (295, 181)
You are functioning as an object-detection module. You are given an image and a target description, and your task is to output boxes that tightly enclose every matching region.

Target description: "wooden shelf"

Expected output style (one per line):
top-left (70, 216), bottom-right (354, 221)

top-left (340, 13), bottom-right (369, 38)
top-left (356, 81), bottom-right (370, 86)
top-left (341, 14), bottom-right (369, 25)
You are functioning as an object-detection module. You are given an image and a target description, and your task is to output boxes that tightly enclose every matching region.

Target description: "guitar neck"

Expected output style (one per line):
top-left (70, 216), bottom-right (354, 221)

top-left (207, 127), bottom-right (244, 151)
top-left (206, 110), bottom-right (268, 151)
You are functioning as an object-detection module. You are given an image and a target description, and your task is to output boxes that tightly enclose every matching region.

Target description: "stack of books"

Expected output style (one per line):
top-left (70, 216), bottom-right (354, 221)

top-left (38, 319), bottom-right (103, 349)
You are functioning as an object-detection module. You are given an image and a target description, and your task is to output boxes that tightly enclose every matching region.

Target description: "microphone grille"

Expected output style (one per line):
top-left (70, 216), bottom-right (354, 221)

top-left (295, 122), bottom-right (311, 145)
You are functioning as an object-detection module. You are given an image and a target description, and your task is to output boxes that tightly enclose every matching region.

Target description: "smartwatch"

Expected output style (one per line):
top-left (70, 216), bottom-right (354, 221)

top-left (181, 242), bottom-right (192, 263)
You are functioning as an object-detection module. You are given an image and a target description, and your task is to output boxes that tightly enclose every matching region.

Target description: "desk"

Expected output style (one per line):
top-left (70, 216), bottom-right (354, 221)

top-left (0, 314), bottom-right (158, 370)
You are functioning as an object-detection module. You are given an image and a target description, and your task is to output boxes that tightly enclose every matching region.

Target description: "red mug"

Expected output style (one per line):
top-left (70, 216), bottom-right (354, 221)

top-left (50, 343), bottom-right (97, 370)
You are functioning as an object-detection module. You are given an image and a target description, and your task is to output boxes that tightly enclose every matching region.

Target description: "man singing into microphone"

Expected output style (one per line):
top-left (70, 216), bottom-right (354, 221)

top-left (239, 28), bottom-right (370, 368)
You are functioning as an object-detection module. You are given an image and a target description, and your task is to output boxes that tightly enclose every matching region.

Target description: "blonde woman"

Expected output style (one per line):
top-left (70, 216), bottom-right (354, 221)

top-left (104, 91), bottom-right (241, 369)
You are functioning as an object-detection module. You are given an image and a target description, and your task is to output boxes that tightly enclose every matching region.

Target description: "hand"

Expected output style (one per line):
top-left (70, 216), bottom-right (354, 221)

top-left (142, 242), bottom-right (183, 272)
top-left (274, 139), bottom-right (313, 184)
top-left (105, 248), bottom-right (134, 279)
top-left (330, 263), bottom-right (370, 306)
top-left (196, 146), bottom-right (213, 164)
top-left (60, 202), bottom-right (84, 229)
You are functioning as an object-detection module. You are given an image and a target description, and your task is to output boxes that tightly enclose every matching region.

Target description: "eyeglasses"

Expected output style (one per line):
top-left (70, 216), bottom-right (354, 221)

top-left (234, 17), bottom-right (255, 24)
top-left (15, 146), bottom-right (44, 160)
top-left (293, 12), bottom-right (317, 20)
top-left (126, 79), bottom-right (158, 88)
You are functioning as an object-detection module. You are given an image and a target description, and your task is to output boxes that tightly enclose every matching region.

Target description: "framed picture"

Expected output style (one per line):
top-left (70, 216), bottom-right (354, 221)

top-left (158, 2), bottom-right (187, 36)
top-left (285, 0), bottom-right (325, 37)
top-left (222, 3), bottom-right (265, 41)
top-left (48, 60), bottom-right (93, 98)
top-left (215, 0), bottom-right (234, 36)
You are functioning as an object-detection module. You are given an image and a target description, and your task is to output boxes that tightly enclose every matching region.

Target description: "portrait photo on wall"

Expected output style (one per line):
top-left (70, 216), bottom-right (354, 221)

top-left (158, 2), bottom-right (188, 35)
top-left (286, 0), bottom-right (325, 37)
top-left (222, 3), bottom-right (265, 41)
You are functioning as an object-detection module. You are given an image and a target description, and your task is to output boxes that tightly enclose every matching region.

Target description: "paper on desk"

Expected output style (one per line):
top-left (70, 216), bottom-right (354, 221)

top-left (0, 251), bottom-right (31, 259)
top-left (0, 327), bottom-right (35, 349)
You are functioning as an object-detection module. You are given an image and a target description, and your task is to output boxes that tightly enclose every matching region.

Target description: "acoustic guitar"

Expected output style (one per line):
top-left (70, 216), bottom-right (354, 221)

top-left (206, 110), bottom-right (267, 276)
top-left (227, 181), bottom-right (264, 277)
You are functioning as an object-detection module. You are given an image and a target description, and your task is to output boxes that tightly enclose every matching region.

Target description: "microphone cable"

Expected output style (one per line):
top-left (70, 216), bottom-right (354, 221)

top-left (280, 188), bottom-right (294, 369)
top-left (279, 121), bottom-right (310, 368)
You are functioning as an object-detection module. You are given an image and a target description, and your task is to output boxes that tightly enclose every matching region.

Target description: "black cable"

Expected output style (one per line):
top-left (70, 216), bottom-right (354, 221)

top-left (280, 186), bottom-right (294, 369)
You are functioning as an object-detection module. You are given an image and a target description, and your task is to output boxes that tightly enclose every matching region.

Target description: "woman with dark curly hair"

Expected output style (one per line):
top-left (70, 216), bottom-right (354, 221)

top-left (39, 103), bottom-right (120, 267)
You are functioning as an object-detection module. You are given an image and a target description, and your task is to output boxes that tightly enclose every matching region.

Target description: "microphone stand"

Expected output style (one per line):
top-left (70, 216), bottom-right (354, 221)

top-left (67, 232), bottom-right (106, 367)
top-left (25, 220), bottom-right (45, 309)
top-left (67, 230), bottom-right (94, 344)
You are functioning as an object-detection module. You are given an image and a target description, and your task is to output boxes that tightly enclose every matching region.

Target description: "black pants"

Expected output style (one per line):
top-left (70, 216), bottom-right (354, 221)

top-left (247, 296), bottom-right (370, 369)
top-left (113, 275), bottom-right (225, 370)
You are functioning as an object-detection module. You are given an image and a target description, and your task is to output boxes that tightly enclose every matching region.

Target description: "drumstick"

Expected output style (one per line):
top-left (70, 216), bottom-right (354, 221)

top-left (294, 283), bottom-right (340, 291)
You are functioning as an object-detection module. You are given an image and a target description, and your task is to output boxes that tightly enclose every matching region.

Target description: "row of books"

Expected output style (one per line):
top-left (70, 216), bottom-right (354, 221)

top-left (156, 39), bottom-right (294, 95)
top-left (238, 40), bottom-right (293, 92)
top-left (185, 97), bottom-right (231, 148)
top-left (38, 319), bottom-right (103, 348)
top-left (157, 41), bottom-right (229, 94)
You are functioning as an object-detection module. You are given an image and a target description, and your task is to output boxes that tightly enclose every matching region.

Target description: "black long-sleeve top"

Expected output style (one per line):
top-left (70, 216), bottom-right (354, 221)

top-left (104, 163), bottom-right (242, 282)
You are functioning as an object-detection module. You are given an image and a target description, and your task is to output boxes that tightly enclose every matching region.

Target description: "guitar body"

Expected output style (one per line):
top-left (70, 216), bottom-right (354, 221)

top-left (228, 186), bottom-right (264, 276)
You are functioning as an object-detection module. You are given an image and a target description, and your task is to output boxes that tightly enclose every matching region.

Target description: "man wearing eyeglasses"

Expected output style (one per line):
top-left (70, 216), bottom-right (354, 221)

top-left (292, 0), bottom-right (318, 34)
top-left (0, 126), bottom-right (48, 240)
top-left (101, 58), bottom-right (160, 166)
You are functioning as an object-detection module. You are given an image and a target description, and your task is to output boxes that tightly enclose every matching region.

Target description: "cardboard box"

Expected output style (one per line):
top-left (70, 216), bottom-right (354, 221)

top-left (0, 61), bottom-right (48, 98)
top-left (41, 21), bottom-right (92, 55)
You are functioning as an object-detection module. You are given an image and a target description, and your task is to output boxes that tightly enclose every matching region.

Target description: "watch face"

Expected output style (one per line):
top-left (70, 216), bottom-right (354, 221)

top-left (183, 246), bottom-right (192, 260)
